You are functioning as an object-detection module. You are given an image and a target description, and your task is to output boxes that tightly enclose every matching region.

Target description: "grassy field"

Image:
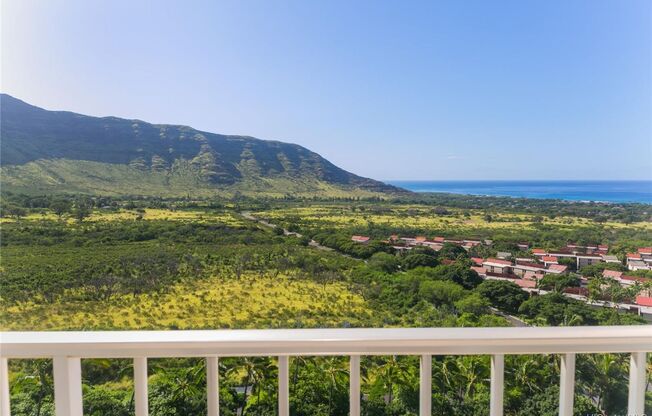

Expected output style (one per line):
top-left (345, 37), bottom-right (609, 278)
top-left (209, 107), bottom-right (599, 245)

top-left (257, 204), bottom-right (652, 232)
top-left (0, 274), bottom-right (371, 331)
top-left (0, 208), bottom-right (247, 225)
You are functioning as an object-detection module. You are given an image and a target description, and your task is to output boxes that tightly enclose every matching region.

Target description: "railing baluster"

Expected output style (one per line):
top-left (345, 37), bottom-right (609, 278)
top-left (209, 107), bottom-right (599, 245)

top-left (134, 357), bottom-right (148, 416)
top-left (420, 354), bottom-right (432, 416)
top-left (490, 354), bottom-right (504, 416)
top-left (1, 357), bottom-right (10, 416)
top-left (53, 356), bottom-right (83, 416)
top-left (558, 353), bottom-right (575, 416)
top-left (207, 357), bottom-right (219, 416)
top-left (350, 355), bottom-right (360, 416)
top-left (278, 356), bottom-right (289, 416)
top-left (628, 351), bottom-right (647, 416)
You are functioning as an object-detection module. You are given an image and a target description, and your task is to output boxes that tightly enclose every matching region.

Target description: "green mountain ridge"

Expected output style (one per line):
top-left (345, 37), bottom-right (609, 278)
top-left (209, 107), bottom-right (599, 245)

top-left (1, 94), bottom-right (404, 197)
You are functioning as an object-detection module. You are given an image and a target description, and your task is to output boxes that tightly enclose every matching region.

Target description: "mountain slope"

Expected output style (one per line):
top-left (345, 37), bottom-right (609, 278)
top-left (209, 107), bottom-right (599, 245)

top-left (0, 94), bottom-right (404, 197)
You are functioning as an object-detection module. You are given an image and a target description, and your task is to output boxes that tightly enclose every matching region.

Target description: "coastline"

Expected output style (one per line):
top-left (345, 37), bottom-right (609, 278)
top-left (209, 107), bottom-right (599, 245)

top-left (386, 180), bottom-right (652, 204)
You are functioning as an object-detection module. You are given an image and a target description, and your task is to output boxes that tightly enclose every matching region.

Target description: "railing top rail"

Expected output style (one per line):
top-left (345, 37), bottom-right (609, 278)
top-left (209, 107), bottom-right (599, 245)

top-left (1, 326), bottom-right (650, 358)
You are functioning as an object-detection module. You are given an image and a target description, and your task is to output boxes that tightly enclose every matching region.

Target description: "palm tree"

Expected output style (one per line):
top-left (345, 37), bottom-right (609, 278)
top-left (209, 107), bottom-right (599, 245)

top-left (372, 355), bottom-right (412, 405)
top-left (316, 357), bottom-right (348, 414)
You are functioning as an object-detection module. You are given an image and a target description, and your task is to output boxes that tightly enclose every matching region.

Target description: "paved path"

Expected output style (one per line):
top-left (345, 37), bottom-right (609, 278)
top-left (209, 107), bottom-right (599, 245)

top-left (240, 211), bottom-right (333, 252)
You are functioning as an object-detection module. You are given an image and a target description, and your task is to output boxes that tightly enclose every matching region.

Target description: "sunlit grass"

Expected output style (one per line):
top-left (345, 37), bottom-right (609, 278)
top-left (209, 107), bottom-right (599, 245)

top-left (0, 274), bottom-right (372, 331)
top-left (257, 204), bottom-right (652, 233)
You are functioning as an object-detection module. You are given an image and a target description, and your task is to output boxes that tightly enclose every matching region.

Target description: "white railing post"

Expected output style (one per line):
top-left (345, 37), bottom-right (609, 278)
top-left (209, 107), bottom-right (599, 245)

top-left (1, 358), bottom-right (10, 416)
top-left (207, 357), bottom-right (219, 416)
top-left (53, 356), bottom-right (83, 416)
top-left (420, 355), bottom-right (431, 416)
top-left (558, 353), bottom-right (575, 416)
top-left (349, 355), bottom-right (360, 416)
top-left (278, 356), bottom-right (289, 416)
top-left (627, 352), bottom-right (646, 416)
top-left (134, 357), bottom-right (148, 416)
top-left (490, 354), bottom-right (504, 416)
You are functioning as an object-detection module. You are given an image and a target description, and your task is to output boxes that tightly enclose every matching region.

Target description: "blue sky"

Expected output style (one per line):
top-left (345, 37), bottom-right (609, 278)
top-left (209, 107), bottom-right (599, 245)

top-left (2, 0), bottom-right (651, 180)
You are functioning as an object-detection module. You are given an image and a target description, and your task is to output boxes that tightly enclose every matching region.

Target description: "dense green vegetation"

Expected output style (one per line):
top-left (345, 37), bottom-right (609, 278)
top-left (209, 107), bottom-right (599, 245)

top-left (2, 194), bottom-right (651, 415)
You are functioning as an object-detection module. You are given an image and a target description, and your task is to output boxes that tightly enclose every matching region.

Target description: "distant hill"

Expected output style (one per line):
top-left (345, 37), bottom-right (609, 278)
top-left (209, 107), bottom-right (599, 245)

top-left (0, 94), bottom-right (405, 197)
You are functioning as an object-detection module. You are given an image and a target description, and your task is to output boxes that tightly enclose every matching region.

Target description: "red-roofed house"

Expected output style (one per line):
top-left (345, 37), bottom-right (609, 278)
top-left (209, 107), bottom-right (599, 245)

top-left (471, 257), bottom-right (484, 266)
top-left (627, 253), bottom-right (642, 260)
top-left (635, 296), bottom-right (652, 307)
top-left (351, 235), bottom-right (370, 244)
top-left (542, 256), bottom-right (558, 266)
top-left (638, 247), bottom-right (652, 255)
top-left (433, 237), bottom-right (445, 243)
top-left (598, 245), bottom-right (609, 252)
top-left (470, 266), bottom-right (487, 276)
top-left (546, 264), bottom-right (568, 274)
top-left (602, 270), bottom-right (624, 280)
top-left (620, 275), bottom-right (651, 285)
top-left (532, 248), bottom-right (547, 256)
top-left (483, 258), bottom-right (513, 274)
top-left (415, 236), bottom-right (427, 243)
top-left (576, 253), bottom-right (602, 269)
top-left (512, 261), bottom-right (545, 277)
top-left (514, 279), bottom-right (537, 289)
top-left (523, 270), bottom-right (544, 280)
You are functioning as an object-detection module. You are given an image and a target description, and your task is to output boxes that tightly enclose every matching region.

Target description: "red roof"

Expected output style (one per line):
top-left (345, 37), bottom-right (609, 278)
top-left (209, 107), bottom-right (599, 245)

top-left (542, 256), bottom-right (558, 262)
top-left (484, 258), bottom-right (513, 266)
top-left (638, 247), bottom-right (652, 255)
top-left (621, 275), bottom-right (651, 283)
top-left (598, 245), bottom-right (609, 250)
top-left (471, 257), bottom-right (484, 266)
top-left (548, 264), bottom-right (568, 272)
top-left (627, 253), bottom-right (642, 260)
top-left (470, 266), bottom-right (486, 275)
top-left (635, 296), bottom-right (652, 307)
top-left (603, 270), bottom-right (623, 279)
top-left (515, 261), bottom-right (545, 269)
top-left (351, 235), bottom-right (370, 242)
top-left (433, 237), bottom-right (445, 243)
top-left (515, 279), bottom-right (537, 288)
top-left (532, 248), bottom-right (546, 254)
top-left (486, 272), bottom-right (520, 279)
top-left (415, 236), bottom-right (427, 242)
top-left (523, 271), bottom-right (544, 280)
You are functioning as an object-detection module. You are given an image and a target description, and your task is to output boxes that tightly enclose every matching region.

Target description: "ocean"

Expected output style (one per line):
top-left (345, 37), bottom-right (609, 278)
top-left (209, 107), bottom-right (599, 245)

top-left (386, 180), bottom-right (652, 204)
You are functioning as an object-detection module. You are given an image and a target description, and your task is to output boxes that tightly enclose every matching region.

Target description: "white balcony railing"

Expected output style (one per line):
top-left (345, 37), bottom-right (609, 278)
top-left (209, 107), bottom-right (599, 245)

top-left (1, 326), bottom-right (650, 416)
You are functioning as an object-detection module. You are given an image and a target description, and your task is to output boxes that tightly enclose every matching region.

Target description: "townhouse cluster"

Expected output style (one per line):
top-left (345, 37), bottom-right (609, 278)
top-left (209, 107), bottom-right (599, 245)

top-left (350, 234), bottom-right (652, 309)
top-left (625, 247), bottom-right (652, 271)
top-left (471, 256), bottom-right (567, 290)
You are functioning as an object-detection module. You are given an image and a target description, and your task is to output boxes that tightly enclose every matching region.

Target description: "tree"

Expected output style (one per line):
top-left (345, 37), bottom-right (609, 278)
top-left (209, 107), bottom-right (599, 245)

top-left (476, 280), bottom-right (528, 314)
top-left (455, 293), bottom-right (490, 315)
top-left (402, 253), bottom-right (438, 270)
top-left (50, 199), bottom-right (72, 219)
top-left (538, 274), bottom-right (580, 292)
top-left (557, 257), bottom-right (577, 272)
top-left (74, 201), bottom-right (92, 222)
top-left (518, 293), bottom-right (597, 326)
top-left (418, 280), bottom-right (466, 306)
top-left (6, 205), bottom-right (27, 219)
top-left (438, 243), bottom-right (469, 260)
top-left (368, 252), bottom-right (400, 273)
